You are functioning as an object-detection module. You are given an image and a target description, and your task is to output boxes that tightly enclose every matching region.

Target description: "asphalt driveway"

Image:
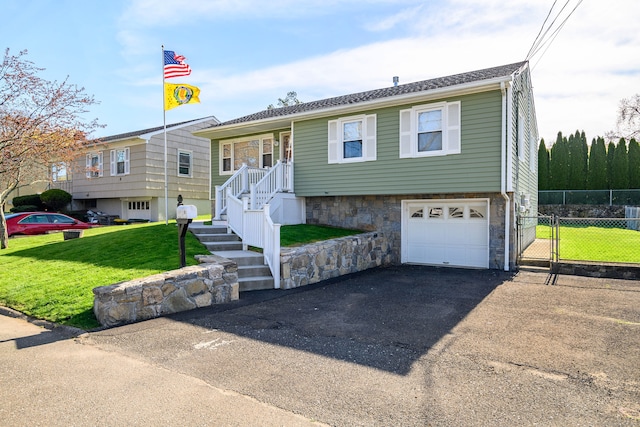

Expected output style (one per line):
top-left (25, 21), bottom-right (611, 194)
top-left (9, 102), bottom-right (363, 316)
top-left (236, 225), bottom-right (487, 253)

top-left (2, 265), bottom-right (640, 426)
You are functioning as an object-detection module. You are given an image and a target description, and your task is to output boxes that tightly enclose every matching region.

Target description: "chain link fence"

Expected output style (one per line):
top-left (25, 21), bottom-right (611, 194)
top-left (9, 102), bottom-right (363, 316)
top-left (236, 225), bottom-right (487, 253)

top-left (518, 214), bottom-right (640, 265)
top-left (539, 189), bottom-right (640, 205)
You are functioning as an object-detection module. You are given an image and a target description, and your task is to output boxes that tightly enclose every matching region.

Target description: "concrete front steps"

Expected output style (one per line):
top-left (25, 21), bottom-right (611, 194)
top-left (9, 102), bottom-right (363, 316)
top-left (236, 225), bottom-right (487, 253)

top-left (189, 222), bottom-right (275, 292)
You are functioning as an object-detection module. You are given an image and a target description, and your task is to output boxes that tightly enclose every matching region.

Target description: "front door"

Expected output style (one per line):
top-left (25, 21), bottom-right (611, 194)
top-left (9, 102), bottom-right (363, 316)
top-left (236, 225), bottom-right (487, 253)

top-left (281, 132), bottom-right (292, 163)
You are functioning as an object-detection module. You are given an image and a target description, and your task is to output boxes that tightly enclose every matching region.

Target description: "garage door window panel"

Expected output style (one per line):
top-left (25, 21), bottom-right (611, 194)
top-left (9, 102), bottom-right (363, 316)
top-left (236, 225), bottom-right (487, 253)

top-left (429, 207), bottom-right (444, 219)
top-left (410, 207), bottom-right (424, 218)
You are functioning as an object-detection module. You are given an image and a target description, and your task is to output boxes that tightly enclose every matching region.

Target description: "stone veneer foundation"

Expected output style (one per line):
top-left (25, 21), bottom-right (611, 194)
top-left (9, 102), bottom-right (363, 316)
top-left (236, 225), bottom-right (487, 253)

top-left (305, 193), bottom-right (516, 270)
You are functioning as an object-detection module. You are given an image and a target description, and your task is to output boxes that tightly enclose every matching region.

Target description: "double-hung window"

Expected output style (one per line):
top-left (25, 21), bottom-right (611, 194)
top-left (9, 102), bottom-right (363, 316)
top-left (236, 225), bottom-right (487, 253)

top-left (110, 148), bottom-right (130, 176)
top-left (86, 152), bottom-right (103, 178)
top-left (327, 114), bottom-right (377, 164)
top-left (399, 101), bottom-right (461, 158)
top-left (52, 162), bottom-right (69, 182)
top-left (178, 149), bottom-right (192, 177)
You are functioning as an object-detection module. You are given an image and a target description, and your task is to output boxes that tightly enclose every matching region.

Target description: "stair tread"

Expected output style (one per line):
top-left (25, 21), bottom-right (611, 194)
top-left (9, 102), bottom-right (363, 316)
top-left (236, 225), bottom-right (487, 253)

top-left (238, 275), bottom-right (274, 282)
top-left (211, 250), bottom-right (263, 258)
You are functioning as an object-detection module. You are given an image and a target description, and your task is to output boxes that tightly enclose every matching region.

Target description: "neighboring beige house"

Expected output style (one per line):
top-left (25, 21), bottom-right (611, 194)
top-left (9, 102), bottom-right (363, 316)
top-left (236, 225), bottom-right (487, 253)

top-left (54, 116), bottom-right (219, 222)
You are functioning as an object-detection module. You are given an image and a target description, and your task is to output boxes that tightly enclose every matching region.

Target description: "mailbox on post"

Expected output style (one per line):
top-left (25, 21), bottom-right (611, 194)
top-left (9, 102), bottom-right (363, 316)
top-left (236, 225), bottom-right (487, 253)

top-left (176, 202), bottom-right (197, 268)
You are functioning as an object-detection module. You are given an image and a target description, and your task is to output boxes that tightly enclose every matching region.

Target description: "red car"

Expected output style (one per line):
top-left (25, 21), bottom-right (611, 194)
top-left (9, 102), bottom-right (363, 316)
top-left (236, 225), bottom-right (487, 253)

top-left (5, 212), bottom-right (93, 237)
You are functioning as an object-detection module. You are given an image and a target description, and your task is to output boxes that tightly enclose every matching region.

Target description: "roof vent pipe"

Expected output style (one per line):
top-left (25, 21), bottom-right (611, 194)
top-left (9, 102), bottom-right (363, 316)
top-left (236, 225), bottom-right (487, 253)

top-left (393, 76), bottom-right (399, 87)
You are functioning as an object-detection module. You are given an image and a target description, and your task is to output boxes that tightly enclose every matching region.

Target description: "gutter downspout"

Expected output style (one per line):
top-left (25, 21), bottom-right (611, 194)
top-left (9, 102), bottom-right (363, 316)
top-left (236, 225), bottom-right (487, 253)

top-left (500, 81), bottom-right (510, 271)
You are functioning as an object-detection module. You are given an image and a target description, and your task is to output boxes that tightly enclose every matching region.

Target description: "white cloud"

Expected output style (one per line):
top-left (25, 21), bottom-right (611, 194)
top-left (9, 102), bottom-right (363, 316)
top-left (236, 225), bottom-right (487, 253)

top-left (113, 0), bottom-right (640, 143)
top-left (364, 5), bottom-right (424, 32)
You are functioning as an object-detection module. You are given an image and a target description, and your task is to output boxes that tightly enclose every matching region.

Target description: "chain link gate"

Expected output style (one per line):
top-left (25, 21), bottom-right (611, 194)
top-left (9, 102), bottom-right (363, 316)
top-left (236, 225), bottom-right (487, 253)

top-left (517, 214), bottom-right (555, 267)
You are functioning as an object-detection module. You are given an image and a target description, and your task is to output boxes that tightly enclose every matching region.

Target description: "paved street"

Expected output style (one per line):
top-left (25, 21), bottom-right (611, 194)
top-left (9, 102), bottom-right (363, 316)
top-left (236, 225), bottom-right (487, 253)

top-left (2, 265), bottom-right (640, 426)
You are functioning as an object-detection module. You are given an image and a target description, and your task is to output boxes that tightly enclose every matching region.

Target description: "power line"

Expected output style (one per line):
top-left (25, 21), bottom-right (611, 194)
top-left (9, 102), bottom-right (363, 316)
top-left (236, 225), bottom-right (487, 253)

top-left (525, 0), bottom-right (584, 65)
top-left (526, 0), bottom-right (560, 61)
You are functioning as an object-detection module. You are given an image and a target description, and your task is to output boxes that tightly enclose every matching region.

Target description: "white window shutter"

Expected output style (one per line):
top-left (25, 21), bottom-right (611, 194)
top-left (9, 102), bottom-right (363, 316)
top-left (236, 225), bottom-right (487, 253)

top-left (328, 120), bottom-right (339, 164)
top-left (125, 148), bottom-right (130, 175)
top-left (110, 150), bottom-right (116, 176)
top-left (86, 154), bottom-right (91, 178)
top-left (399, 109), bottom-right (412, 158)
top-left (446, 102), bottom-right (461, 154)
top-left (98, 152), bottom-right (104, 177)
top-left (363, 114), bottom-right (377, 161)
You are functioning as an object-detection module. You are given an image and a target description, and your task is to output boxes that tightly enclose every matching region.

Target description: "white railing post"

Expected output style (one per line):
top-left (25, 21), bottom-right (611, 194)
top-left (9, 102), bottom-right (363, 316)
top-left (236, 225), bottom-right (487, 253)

top-left (214, 185), bottom-right (222, 220)
top-left (250, 183), bottom-right (257, 210)
top-left (262, 205), bottom-right (281, 289)
top-left (275, 161), bottom-right (283, 191)
top-left (287, 161), bottom-right (293, 192)
top-left (272, 222), bottom-right (281, 289)
top-left (241, 163), bottom-right (248, 193)
top-left (241, 196), bottom-right (249, 250)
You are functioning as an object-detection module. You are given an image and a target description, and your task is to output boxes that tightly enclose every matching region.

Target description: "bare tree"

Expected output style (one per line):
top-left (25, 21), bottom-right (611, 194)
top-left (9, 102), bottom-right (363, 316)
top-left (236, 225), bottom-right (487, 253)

top-left (267, 91), bottom-right (301, 110)
top-left (607, 94), bottom-right (640, 142)
top-left (0, 48), bottom-right (101, 248)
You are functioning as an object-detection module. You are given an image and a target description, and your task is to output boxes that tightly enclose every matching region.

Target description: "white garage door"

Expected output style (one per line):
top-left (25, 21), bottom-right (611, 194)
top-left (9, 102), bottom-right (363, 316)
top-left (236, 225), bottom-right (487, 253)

top-left (125, 200), bottom-right (151, 221)
top-left (402, 199), bottom-right (489, 268)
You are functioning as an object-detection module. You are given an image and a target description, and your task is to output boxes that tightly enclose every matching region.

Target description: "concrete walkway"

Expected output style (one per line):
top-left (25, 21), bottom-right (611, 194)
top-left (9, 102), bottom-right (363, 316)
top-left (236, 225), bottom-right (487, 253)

top-left (0, 308), bottom-right (324, 427)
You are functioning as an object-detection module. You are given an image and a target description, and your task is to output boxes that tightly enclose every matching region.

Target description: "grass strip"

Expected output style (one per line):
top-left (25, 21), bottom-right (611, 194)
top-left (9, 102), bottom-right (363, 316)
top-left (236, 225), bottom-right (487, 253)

top-left (536, 225), bottom-right (640, 263)
top-left (0, 222), bottom-right (208, 330)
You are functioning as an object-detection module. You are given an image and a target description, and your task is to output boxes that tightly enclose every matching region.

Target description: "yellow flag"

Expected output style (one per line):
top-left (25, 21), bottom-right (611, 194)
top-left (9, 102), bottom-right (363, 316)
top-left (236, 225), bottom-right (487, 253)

top-left (164, 83), bottom-right (200, 111)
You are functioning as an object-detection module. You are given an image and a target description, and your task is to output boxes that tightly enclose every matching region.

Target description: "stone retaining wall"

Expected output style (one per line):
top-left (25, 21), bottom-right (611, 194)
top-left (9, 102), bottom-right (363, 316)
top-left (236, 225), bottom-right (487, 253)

top-left (280, 231), bottom-right (393, 289)
top-left (539, 205), bottom-right (626, 218)
top-left (93, 256), bottom-right (239, 328)
top-left (552, 261), bottom-right (640, 280)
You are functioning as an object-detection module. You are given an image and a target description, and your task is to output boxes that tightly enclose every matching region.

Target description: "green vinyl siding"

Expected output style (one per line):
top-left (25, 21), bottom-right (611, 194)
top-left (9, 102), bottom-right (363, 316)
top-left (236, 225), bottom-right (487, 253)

top-left (293, 90), bottom-right (504, 197)
top-left (509, 69), bottom-right (538, 214)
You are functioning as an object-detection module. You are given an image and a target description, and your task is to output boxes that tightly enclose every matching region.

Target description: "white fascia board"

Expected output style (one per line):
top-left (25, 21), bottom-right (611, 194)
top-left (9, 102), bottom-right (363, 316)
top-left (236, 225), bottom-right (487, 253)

top-left (140, 116), bottom-right (220, 141)
top-left (85, 136), bottom-right (145, 150)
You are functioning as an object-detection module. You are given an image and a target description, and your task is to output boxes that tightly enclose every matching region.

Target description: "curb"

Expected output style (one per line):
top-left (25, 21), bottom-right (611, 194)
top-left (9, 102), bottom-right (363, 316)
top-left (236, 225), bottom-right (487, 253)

top-left (0, 305), bottom-right (87, 338)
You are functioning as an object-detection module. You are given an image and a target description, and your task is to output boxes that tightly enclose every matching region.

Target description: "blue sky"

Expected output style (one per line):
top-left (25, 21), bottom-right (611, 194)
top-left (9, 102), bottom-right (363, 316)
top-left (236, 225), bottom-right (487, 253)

top-left (2, 0), bottom-right (639, 144)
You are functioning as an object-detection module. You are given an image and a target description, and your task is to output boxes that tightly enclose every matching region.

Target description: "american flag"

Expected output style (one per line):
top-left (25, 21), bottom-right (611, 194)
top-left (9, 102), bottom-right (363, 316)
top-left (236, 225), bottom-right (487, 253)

top-left (163, 50), bottom-right (192, 79)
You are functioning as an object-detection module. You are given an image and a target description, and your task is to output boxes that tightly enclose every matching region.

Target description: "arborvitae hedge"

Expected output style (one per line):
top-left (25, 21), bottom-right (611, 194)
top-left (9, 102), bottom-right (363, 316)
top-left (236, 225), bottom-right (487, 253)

top-left (539, 132), bottom-right (639, 190)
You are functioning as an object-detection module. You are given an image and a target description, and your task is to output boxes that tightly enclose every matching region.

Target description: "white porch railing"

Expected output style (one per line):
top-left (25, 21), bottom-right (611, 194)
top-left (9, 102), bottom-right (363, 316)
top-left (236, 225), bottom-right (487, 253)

top-left (249, 161), bottom-right (293, 210)
top-left (225, 197), bottom-right (281, 289)
top-left (214, 164), bottom-right (269, 220)
top-left (219, 161), bottom-right (297, 289)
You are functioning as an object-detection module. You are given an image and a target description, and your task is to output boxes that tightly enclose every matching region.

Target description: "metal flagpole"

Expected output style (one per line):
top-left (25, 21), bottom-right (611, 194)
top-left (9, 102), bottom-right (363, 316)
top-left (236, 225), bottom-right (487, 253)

top-left (162, 45), bottom-right (168, 225)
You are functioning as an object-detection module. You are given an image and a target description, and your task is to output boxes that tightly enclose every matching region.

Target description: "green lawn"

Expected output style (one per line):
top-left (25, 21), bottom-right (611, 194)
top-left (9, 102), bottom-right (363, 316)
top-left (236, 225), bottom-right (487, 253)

top-left (0, 222), bottom-right (361, 330)
top-left (280, 224), bottom-right (361, 247)
top-left (0, 222), bottom-right (209, 330)
top-left (536, 224), bottom-right (640, 263)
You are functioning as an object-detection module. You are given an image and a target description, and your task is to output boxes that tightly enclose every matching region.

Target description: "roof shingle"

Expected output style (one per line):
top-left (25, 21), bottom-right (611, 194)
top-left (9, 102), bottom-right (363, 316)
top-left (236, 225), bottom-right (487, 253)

top-left (217, 61), bottom-right (527, 127)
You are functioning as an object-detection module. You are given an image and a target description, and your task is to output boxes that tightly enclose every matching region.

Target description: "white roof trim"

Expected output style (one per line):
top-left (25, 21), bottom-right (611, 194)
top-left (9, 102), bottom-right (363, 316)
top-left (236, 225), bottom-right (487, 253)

top-left (139, 116), bottom-right (219, 141)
